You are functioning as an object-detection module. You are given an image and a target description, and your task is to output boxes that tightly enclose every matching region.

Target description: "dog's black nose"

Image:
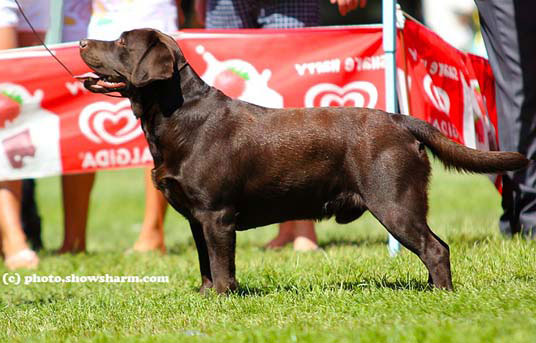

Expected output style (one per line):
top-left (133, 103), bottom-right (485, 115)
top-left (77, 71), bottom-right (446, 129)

top-left (79, 39), bottom-right (88, 49)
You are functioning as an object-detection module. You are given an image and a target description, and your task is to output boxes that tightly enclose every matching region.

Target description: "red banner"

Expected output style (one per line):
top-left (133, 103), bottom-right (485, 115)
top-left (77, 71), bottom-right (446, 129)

top-left (399, 20), bottom-right (498, 151)
top-left (0, 19), bottom-right (498, 181)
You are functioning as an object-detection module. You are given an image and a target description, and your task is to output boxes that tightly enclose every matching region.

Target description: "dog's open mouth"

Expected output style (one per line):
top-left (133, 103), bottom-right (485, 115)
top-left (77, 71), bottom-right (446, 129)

top-left (75, 72), bottom-right (127, 93)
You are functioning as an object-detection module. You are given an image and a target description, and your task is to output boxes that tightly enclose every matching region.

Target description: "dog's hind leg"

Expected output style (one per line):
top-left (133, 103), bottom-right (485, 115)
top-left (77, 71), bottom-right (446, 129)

top-left (366, 199), bottom-right (453, 290)
top-left (188, 219), bottom-right (213, 294)
top-left (357, 142), bottom-right (453, 290)
top-left (361, 148), bottom-right (452, 289)
top-left (196, 209), bottom-right (238, 294)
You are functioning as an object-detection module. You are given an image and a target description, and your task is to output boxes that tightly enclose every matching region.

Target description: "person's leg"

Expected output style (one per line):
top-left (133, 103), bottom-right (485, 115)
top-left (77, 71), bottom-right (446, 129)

top-left (499, 176), bottom-right (518, 235)
top-left (0, 22), bottom-right (40, 268)
top-left (132, 168), bottom-right (167, 253)
top-left (511, 2), bottom-right (536, 238)
top-left (21, 179), bottom-right (42, 250)
top-left (0, 26), bottom-right (47, 251)
top-left (3, 23), bottom-right (48, 249)
top-left (0, 180), bottom-right (39, 269)
top-left (266, 220), bottom-right (318, 251)
top-left (265, 221), bottom-right (295, 249)
top-left (59, 173), bottom-right (95, 253)
top-left (292, 220), bottom-right (317, 251)
top-left (19, 27), bottom-right (45, 252)
top-left (0, 29), bottom-right (44, 251)
top-left (475, 0), bottom-right (536, 237)
top-left (0, 26), bottom-right (17, 49)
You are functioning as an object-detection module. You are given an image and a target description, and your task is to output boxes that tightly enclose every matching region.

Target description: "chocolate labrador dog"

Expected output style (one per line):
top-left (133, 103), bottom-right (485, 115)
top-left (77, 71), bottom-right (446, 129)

top-left (78, 28), bottom-right (527, 294)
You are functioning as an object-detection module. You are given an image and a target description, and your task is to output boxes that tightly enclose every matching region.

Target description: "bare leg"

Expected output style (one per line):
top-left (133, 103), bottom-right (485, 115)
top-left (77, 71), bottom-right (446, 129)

top-left (59, 173), bottom-right (95, 253)
top-left (0, 27), bottom-right (43, 269)
top-left (132, 168), bottom-right (167, 253)
top-left (265, 221), bottom-right (295, 249)
top-left (265, 220), bottom-right (318, 251)
top-left (0, 27), bottom-right (18, 49)
top-left (292, 220), bottom-right (318, 251)
top-left (0, 181), bottom-right (38, 269)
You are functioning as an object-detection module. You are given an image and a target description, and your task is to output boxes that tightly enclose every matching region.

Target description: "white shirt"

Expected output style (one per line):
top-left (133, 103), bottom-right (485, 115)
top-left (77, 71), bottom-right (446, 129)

top-left (0, 0), bottom-right (50, 32)
top-left (87, 0), bottom-right (178, 40)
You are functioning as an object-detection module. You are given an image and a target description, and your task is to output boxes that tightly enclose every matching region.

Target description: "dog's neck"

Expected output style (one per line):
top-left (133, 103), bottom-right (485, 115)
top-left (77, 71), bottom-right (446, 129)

top-left (129, 62), bottom-right (211, 119)
top-left (128, 62), bottom-right (217, 166)
top-left (177, 62), bottom-right (213, 105)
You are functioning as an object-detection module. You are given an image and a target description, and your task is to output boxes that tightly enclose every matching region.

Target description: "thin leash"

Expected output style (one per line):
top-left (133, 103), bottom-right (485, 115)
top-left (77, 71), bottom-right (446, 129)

top-left (13, 0), bottom-right (124, 98)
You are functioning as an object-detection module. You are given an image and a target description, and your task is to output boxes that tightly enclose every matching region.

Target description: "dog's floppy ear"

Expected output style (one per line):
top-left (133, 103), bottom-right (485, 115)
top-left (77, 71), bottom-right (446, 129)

top-left (131, 34), bottom-right (176, 88)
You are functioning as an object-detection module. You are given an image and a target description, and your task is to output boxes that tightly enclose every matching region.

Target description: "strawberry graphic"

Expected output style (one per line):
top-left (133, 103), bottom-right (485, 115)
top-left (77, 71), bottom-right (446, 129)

top-left (0, 91), bottom-right (22, 128)
top-left (213, 67), bottom-right (249, 98)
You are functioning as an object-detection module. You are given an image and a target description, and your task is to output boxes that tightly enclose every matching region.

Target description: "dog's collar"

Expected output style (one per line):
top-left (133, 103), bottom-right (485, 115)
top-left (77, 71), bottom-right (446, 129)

top-left (177, 62), bottom-right (188, 72)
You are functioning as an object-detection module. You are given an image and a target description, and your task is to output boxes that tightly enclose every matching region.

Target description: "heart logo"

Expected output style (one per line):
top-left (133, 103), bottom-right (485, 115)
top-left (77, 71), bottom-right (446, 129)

top-left (304, 82), bottom-right (378, 109)
top-left (79, 100), bottom-right (142, 145)
top-left (323, 94), bottom-right (365, 107)
top-left (423, 75), bottom-right (450, 115)
top-left (102, 116), bottom-right (128, 135)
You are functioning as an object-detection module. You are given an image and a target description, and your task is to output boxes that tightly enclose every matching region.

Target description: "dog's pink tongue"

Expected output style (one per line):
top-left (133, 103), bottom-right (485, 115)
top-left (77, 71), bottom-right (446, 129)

top-left (74, 72), bottom-right (100, 81)
top-left (96, 79), bottom-right (127, 88)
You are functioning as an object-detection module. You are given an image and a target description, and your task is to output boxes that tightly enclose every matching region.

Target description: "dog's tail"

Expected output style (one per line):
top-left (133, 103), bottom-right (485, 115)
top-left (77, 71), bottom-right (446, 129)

top-left (395, 114), bottom-right (528, 173)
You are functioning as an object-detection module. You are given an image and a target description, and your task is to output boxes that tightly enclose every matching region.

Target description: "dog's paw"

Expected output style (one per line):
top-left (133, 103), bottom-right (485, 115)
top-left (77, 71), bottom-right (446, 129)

top-left (199, 279), bottom-right (214, 296)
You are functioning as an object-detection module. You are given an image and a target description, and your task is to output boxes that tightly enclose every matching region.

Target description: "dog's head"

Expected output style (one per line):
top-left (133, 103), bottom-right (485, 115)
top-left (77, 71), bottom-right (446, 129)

top-left (78, 28), bottom-right (183, 94)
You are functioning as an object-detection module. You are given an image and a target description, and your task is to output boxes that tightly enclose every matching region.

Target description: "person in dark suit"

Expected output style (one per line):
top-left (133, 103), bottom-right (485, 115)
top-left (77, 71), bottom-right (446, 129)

top-left (475, 0), bottom-right (536, 238)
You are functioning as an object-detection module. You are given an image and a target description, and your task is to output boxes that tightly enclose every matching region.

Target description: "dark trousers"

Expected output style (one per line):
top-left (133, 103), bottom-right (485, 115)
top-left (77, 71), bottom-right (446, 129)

top-left (475, 0), bottom-right (536, 237)
top-left (21, 179), bottom-right (42, 250)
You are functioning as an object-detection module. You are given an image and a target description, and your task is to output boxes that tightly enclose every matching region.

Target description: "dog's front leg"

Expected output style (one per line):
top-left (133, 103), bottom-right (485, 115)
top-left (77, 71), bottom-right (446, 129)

top-left (196, 209), bottom-right (238, 294)
top-left (188, 219), bottom-right (213, 294)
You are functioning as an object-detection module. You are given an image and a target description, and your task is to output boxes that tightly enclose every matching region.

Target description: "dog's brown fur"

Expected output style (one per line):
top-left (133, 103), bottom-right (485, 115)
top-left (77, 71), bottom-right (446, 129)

top-left (79, 29), bottom-right (528, 293)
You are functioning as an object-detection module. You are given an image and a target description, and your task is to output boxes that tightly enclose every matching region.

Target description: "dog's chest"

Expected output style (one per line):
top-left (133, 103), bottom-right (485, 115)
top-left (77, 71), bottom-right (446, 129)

top-left (152, 164), bottom-right (193, 215)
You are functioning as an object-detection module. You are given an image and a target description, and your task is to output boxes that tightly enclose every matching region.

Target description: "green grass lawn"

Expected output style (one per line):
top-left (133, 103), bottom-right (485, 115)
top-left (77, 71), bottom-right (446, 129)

top-left (1, 161), bottom-right (535, 343)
